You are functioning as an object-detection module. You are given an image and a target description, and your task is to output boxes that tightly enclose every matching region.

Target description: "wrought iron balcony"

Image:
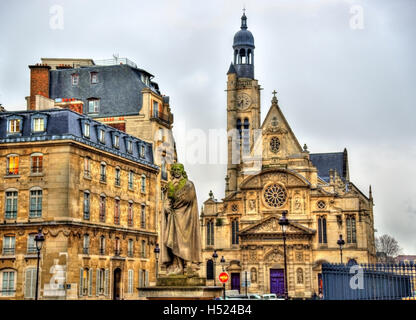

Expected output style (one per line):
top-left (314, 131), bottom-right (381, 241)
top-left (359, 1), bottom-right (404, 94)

top-left (150, 111), bottom-right (173, 125)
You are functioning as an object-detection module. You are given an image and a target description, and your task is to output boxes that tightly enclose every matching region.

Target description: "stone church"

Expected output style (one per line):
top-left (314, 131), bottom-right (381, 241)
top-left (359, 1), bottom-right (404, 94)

top-left (200, 12), bottom-right (377, 298)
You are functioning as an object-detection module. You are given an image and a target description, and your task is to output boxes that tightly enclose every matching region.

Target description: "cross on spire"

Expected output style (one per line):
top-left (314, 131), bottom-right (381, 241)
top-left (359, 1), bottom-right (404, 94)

top-left (272, 90), bottom-right (277, 97)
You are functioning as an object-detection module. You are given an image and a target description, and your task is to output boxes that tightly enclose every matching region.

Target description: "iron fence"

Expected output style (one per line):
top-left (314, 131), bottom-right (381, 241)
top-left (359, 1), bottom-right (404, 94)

top-left (322, 263), bottom-right (416, 300)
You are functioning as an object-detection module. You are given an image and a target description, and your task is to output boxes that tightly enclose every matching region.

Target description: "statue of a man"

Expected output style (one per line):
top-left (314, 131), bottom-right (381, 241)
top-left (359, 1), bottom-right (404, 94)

top-left (161, 163), bottom-right (202, 275)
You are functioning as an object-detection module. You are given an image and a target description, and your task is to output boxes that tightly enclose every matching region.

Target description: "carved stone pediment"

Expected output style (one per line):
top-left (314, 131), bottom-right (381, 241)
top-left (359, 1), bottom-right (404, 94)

top-left (239, 215), bottom-right (315, 239)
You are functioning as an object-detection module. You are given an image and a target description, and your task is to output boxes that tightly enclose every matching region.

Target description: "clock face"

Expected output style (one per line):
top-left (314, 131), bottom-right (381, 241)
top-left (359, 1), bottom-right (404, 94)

top-left (236, 93), bottom-right (252, 110)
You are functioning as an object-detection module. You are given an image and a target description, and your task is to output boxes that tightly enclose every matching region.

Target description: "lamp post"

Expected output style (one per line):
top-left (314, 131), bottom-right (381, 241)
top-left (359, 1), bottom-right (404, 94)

top-left (34, 228), bottom-right (45, 300)
top-left (337, 234), bottom-right (345, 264)
top-left (220, 256), bottom-right (226, 300)
top-left (212, 250), bottom-right (218, 286)
top-left (154, 243), bottom-right (160, 279)
top-left (278, 211), bottom-right (289, 300)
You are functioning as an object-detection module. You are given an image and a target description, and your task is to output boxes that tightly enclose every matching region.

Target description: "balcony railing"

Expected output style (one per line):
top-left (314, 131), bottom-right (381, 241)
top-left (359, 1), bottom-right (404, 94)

top-left (151, 111), bottom-right (173, 125)
top-left (3, 247), bottom-right (15, 255)
top-left (27, 246), bottom-right (37, 254)
top-left (5, 212), bottom-right (17, 220)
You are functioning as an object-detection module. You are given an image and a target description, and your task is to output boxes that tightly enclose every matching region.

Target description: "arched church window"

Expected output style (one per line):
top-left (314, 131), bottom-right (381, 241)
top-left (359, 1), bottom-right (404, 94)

top-left (263, 183), bottom-right (287, 208)
top-left (270, 137), bottom-right (280, 154)
top-left (236, 118), bottom-right (242, 138)
top-left (243, 118), bottom-right (250, 154)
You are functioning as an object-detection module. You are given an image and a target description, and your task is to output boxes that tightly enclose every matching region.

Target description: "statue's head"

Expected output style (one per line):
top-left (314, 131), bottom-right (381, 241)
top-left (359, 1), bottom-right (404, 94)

top-left (170, 163), bottom-right (187, 179)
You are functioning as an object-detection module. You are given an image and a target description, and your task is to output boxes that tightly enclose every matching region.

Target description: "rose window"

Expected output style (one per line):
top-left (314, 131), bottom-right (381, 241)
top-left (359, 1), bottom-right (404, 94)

top-left (270, 137), bottom-right (280, 154)
top-left (263, 183), bottom-right (287, 208)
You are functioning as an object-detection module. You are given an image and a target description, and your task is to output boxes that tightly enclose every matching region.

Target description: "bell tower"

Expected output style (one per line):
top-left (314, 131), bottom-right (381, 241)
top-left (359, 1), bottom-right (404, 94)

top-left (226, 10), bottom-right (262, 196)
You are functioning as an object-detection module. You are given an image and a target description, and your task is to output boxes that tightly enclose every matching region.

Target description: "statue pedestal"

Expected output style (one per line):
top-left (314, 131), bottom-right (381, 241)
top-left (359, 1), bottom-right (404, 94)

top-left (139, 275), bottom-right (223, 300)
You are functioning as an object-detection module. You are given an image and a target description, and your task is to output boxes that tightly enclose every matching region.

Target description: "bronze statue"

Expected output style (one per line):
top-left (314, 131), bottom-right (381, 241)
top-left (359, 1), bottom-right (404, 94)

top-left (161, 163), bottom-right (202, 275)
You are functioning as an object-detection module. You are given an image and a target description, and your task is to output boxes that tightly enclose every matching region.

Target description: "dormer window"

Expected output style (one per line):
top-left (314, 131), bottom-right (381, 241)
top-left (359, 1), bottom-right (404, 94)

top-left (72, 74), bottom-right (79, 86)
top-left (127, 140), bottom-right (133, 154)
top-left (99, 129), bottom-right (106, 143)
top-left (140, 144), bottom-right (145, 158)
top-left (113, 134), bottom-right (120, 148)
top-left (90, 72), bottom-right (98, 84)
top-left (7, 116), bottom-right (23, 135)
top-left (83, 122), bottom-right (90, 138)
top-left (87, 99), bottom-right (100, 114)
top-left (33, 118), bottom-right (44, 132)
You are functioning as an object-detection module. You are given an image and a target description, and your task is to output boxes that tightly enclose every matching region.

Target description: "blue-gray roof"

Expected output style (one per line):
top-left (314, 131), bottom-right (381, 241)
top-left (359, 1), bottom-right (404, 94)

top-left (0, 109), bottom-right (158, 170)
top-left (49, 64), bottom-right (161, 118)
top-left (310, 150), bottom-right (348, 183)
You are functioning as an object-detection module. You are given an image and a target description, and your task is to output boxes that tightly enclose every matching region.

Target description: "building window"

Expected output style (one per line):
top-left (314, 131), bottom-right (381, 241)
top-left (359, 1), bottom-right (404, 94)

top-left (96, 268), bottom-right (105, 295)
top-left (99, 236), bottom-right (105, 255)
top-left (128, 269), bottom-right (134, 294)
top-left (161, 157), bottom-right (167, 181)
top-left (29, 189), bottom-right (42, 218)
top-left (115, 167), bottom-right (121, 186)
top-left (3, 236), bottom-right (15, 255)
top-left (100, 162), bottom-right (106, 182)
top-left (128, 239), bottom-right (134, 257)
top-left (5, 191), bottom-right (18, 219)
top-left (115, 237), bottom-right (121, 256)
top-left (206, 260), bottom-right (214, 280)
top-left (346, 215), bottom-right (357, 243)
top-left (88, 99), bottom-right (100, 113)
top-left (113, 135), bottom-right (120, 148)
top-left (317, 216), bottom-right (327, 244)
top-left (127, 140), bottom-right (133, 154)
top-left (140, 145), bottom-right (145, 158)
top-left (99, 129), bottom-right (105, 143)
top-left (83, 192), bottom-right (90, 220)
top-left (140, 205), bottom-right (146, 229)
top-left (141, 240), bottom-right (146, 258)
top-left (84, 122), bottom-right (90, 137)
top-left (206, 220), bottom-right (214, 246)
top-left (6, 155), bottom-right (19, 175)
top-left (128, 171), bottom-right (134, 189)
top-left (231, 219), bottom-right (239, 245)
top-left (152, 101), bottom-right (159, 117)
top-left (27, 234), bottom-right (37, 254)
top-left (84, 157), bottom-right (91, 177)
top-left (139, 269), bottom-right (148, 288)
top-left (31, 154), bottom-right (43, 174)
top-left (90, 72), bottom-right (98, 84)
top-left (83, 234), bottom-right (90, 255)
top-left (7, 119), bottom-right (21, 134)
top-left (128, 202), bottom-right (134, 227)
top-left (33, 118), bottom-right (45, 132)
top-left (141, 175), bottom-right (146, 193)
top-left (79, 268), bottom-right (92, 296)
top-left (114, 198), bottom-right (120, 225)
top-left (24, 268), bottom-right (37, 299)
top-left (99, 195), bottom-right (106, 222)
top-left (72, 74), bottom-right (79, 86)
top-left (1, 270), bottom-right (16, 297)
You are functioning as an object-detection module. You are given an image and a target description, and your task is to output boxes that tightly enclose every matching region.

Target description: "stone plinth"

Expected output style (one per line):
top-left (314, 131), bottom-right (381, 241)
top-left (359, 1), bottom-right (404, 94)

top-left (139, 275), bottom-right (223, 300)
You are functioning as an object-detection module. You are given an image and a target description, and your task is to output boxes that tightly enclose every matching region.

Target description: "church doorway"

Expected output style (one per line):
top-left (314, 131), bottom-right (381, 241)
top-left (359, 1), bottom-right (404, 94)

top-left (270, 269), bottom-right (285, 297)
top-left (231, 273), bottom-right (241, 292)
top-left (113, 268), bottom-right (122, 300)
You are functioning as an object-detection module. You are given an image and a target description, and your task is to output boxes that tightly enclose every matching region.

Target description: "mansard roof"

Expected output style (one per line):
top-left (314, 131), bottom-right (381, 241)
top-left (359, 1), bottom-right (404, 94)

top-left (49, 64), bottom-right (162, 118)
top-left (310, 148), bottom-right (349, 183)
top-left (0, 108), bottom-right (158, 170)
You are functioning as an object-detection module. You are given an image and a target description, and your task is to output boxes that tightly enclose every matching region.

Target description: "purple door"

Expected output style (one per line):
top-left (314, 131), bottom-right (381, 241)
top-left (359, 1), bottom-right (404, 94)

top-left (231, 273), bottom-right (240, 292)
top-left (270, 269), bottom-right (285, 297)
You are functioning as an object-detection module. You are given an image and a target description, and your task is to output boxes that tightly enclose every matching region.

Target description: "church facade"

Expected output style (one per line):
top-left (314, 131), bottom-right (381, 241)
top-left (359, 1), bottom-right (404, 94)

top-left (200, 12), bottom-right (377, 298)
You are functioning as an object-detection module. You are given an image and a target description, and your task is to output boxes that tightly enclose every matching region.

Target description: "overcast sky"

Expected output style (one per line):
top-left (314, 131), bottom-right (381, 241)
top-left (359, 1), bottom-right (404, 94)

top-left (1, 0), bottom-right (415, 254)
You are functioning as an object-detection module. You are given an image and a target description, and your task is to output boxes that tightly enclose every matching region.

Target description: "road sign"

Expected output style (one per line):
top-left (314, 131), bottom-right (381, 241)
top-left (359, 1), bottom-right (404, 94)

top-left (219, 272), bottom-right (229, 283)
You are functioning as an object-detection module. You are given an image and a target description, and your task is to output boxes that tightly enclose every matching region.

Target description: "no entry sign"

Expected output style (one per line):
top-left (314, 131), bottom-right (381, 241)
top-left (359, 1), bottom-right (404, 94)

top-left (219, 272), bottom-right (229, 283)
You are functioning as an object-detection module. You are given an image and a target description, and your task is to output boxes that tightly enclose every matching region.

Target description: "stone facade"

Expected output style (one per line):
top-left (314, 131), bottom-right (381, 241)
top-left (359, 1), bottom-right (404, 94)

top-left (199, 13), bottom-right (376, 299)
top-left (0, 109), bottom-right (159, 300)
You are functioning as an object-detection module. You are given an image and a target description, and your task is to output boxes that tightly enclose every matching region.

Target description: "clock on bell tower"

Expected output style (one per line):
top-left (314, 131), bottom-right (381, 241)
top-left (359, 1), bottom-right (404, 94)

top-left (225, 11), bottom-right (262, 196)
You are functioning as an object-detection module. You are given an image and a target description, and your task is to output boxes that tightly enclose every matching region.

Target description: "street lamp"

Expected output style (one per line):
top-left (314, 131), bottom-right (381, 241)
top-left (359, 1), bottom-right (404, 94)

top-left (220, 256), bottom-right (226, 300)
top-left (154, 243), bottom-right (160, 279)
top-left (337, 234), bottom-right (345, 264)
top-left (212, 250), bottom-right (218, 286)
top-left (34, 228), bottom-right (45, 300)
top-left (278, 210), bottom-right (289, 300)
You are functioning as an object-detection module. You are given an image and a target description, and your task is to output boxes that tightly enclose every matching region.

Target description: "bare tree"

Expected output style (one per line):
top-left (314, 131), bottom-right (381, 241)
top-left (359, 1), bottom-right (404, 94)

top-left (375, 234), bottom-right (402, 262)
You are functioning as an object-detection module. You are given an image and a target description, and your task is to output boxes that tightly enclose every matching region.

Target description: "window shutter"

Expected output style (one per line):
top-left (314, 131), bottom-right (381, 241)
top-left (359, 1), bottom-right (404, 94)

top-left (25, 269), bottom-right (33, 298)
top-left (79, 268), bottom-right (83, 296)
top-left (139, 270), bottom-right (143, 288)
top-left (145, 270), bottom-right (149, 287)
top-left (96, 269), bottom-right (100, 296)
top-left (88, 269), bottom-right (93, 296)
top-left (104, 269), bottom-right (109, 297)
top-left (128, 270), bottom-right (133, 294)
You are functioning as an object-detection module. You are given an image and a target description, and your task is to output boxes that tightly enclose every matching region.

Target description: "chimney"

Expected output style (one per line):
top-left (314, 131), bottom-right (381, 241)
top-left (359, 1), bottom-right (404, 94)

top-left (29, 64), bottom-right (51, 110)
